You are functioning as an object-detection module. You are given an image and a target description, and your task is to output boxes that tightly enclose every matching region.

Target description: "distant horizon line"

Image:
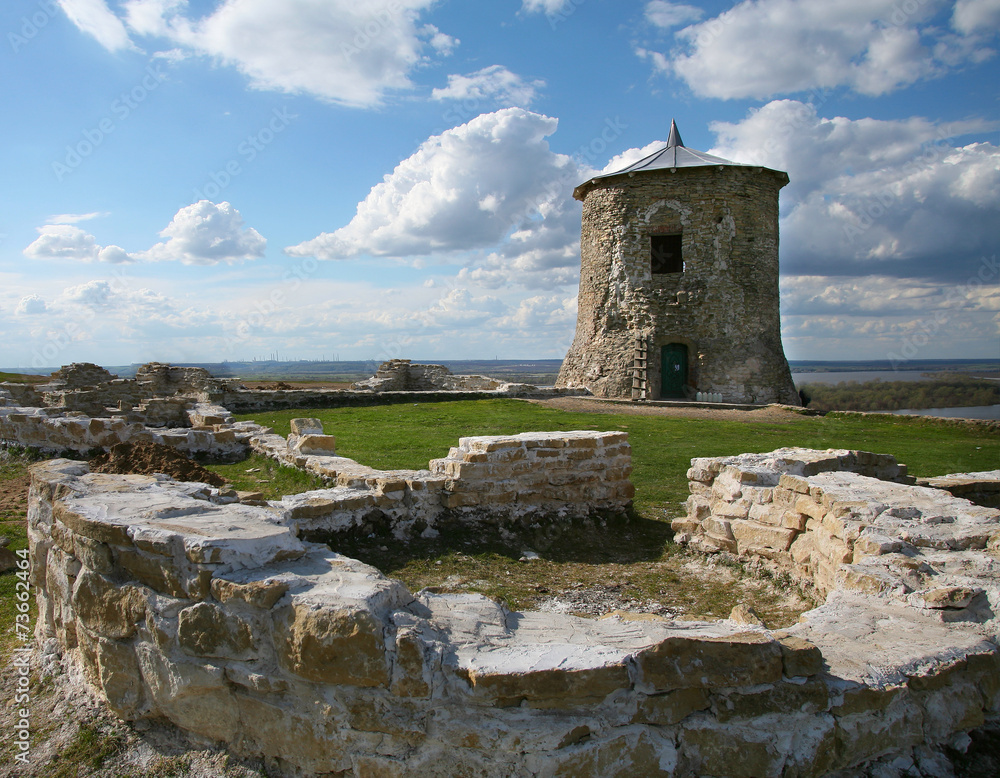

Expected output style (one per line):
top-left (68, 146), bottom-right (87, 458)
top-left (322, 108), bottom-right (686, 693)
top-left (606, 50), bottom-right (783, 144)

top-left (4, 356), bottom-right (998, 376)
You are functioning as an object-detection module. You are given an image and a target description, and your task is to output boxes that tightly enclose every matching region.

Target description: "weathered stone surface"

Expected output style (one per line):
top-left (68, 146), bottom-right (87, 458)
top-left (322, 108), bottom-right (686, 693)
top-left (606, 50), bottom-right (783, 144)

top-left (177, 601), bottom-right (254, 659)
top-left (71, 569), bottom-right (146, 639)
top-left (390, 626), bottom-right (431, 698)
top-left (556, 145), bottom-right (798, 404)
top-left (774, 633), bottom-right (824, 678)
top-left (636, 631), bottom-right (782, 691)
top-left (632, 687), bottom-right (710, 725)
top-left (277, 602), bottom-right (389, 687)
top-left (135, 643), bottom-right (238, 743)
top-left (460, 664), bottom-right (631, 708)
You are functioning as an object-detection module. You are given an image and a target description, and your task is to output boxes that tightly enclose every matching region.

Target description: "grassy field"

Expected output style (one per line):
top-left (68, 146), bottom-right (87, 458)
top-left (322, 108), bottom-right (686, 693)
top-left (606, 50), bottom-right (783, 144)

top-left (229, 399), bottom-right (999, 514)
top-left (206, 399), bottom-right (999, 620)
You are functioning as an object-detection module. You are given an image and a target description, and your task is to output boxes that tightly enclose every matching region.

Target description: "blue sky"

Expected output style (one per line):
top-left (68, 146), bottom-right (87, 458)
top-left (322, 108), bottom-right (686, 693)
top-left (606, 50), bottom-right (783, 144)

top-left (1, 0), bottom-right (998, 370)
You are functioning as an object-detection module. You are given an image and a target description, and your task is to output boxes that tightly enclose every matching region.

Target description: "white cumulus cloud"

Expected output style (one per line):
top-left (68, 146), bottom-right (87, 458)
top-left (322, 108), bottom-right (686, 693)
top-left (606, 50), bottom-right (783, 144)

top-left (707, 101), bottom-right (1000, 281)
top-left (58, 0), bottom-right (135, 51)
top-left (433, 66), bottom-right (545, 107)
top-left (287, 108), bottom-right (583, 283)
top-left (644, 1), bottom-right (703, 29)
top-left (24, 201), bottom-right (265, 265)
top-left (141, 201), bottom-right (266, 265)
top-left (115, 0), bottom-right (456, 107)
top-left (645, 0), bottom-right (998, 99)
top-left (23, 225), bottom-right (101, 262)
top-left (15, 295), bottom-right (47, 315)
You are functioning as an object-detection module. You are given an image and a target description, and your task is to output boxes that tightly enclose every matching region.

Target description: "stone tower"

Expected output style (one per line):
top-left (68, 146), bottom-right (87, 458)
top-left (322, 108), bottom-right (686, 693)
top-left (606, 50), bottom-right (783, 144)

top-left (556, 121), bottom-right (799, 405)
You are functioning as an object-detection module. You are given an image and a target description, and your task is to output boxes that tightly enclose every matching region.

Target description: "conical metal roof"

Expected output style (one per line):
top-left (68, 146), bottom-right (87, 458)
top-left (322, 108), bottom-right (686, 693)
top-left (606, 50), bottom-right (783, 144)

top-left (573, 119), bottom-right (786, 200)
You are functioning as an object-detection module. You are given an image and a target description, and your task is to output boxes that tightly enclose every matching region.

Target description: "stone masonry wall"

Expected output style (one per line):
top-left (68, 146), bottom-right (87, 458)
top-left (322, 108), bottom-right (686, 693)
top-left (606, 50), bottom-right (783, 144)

top-left (0, 403), bottom-right (247, 459)
top-left (28, 446), bottom-right (1000, 776)
top-left (249, 424), bottom-right (634, 540)
top-left (352, 359), bottom-right (521, 393)
top-left (557, 166), bottom-right (799, 404)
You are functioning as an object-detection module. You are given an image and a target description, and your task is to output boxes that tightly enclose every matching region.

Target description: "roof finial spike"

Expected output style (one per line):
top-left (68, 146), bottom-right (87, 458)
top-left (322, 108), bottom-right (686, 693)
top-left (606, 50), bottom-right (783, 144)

top-left (666, 119), bottom-right (683, 149)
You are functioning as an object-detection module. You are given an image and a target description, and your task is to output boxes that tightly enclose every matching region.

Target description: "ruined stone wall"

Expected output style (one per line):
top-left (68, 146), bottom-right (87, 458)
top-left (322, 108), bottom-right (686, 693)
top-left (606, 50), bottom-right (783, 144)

top-left (557, 166), bottom-right (799, 405)
top-left (0, 403), bottom-right (247, 459)
top-left (248, 425), bottom-right (633, 539)
top-left (352, 359), bottom-right (514, 392)
top-left (28, 447), bottom-right (1000, 776)
top-left (673, 447), bottom-right (1000, 597)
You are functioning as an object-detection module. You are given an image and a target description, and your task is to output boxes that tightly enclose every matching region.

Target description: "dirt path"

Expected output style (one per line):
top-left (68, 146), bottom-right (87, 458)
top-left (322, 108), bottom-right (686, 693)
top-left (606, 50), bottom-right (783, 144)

top-left (527, 396), bottom-right (812, 423)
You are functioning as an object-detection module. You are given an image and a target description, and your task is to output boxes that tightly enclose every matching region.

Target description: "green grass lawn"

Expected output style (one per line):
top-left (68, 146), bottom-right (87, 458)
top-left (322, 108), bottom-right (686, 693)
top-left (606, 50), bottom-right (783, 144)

top-left (213, 399), bottom-right (998, 619)
top-left (234, 399), bottom-right (999, 517)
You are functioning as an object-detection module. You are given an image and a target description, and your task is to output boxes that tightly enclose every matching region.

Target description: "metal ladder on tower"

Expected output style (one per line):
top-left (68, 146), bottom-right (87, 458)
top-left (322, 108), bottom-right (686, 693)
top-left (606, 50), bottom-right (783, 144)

top-left (631, 335), bottom-right (649, 400)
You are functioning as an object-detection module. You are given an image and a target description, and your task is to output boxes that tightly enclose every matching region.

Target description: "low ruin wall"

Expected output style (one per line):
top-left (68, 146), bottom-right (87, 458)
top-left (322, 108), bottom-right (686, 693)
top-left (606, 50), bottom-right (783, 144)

top-left (28, 443), bottom-right (1000, 776)
top-left (0, 403), bottom-right (248, 459)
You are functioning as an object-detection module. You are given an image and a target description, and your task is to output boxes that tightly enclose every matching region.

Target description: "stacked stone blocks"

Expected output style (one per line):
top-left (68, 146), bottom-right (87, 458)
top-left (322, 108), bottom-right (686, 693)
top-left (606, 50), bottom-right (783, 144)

top-left (28, 449), bottom-right (1000, 776)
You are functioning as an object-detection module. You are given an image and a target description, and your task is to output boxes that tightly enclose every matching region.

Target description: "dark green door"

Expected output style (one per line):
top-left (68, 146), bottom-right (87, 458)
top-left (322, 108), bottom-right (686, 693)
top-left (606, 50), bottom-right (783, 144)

top-left (660, 344), bottom-right (688, 398)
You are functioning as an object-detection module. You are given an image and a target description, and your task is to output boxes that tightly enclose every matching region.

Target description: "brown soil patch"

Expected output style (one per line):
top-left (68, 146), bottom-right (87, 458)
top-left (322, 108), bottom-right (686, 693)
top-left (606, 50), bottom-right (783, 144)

top-left (89, 442), bottom-right (227, 487)
top-left (528, 396), bottom-right (812, 423)
top-left (0, 473), bottom-right (29, 515)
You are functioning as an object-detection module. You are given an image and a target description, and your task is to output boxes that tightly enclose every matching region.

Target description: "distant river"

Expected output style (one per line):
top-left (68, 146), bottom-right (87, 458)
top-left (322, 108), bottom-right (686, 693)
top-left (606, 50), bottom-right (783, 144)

top-left (886, 405), bottom-right (1000, 420)
top-left (791, 371), bottom-right (999, 420)
top-left (792, 370), bottom-right (955, 385)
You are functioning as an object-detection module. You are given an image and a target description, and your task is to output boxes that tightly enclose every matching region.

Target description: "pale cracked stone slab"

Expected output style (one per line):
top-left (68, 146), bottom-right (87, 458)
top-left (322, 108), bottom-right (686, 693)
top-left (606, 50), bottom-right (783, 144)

top-left (57, 472), bottom-right (305, 572)
top-left (808, 472), bottom-right (999, 550)
top-left (786, 590), bottom-right (998, 687)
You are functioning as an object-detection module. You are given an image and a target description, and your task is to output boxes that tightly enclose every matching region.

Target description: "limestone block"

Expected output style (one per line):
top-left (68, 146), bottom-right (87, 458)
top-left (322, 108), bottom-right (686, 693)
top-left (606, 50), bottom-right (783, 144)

top-left (781, 510), bottom-right (809, 532)
top-left (910, 586), bottom-right (981, 610)
top-left (635, 631), bottom-right (782, 691)
top-left (177, 602), bottom-right (255, 659)
top-left (711, 470), bottom-right (743, 501)
top-left (71, 568), bottom-right (146, 640)
top-left (712, 497), bottom-right (751, 519)
top-left (88, 629), bottom-right (145, 718)
top-left (713, 678), bottom-right (830, 722)
top-left (390, 626), bottom-right (431, 698)
top-left (679, 714), bottom-right (788, 778)
top-left (292, 434), bottom-right (337, 456)
top-left (529, 726), bottom-right (677, 778)
top-left (833, 695), bottom-right (923, 771)
top-left (211, 576), bottom-right (289, 609)
top-left (731, 520), bottom-right (798, 553)
top-left (632, 687), bottom-right (710, 725)
top-left (117, 546), bottom-right (188, 598)
top-left (290, 418), bottom-right (324, 436)
top-left (135, 643), bottom-right (238, 743)
top-left (459, 663), bottom-right (631, 708)
top-left (277, 602), bottom-right (390, 687)
top-left (54, 502), bottom-right (132, 547)
top-left (774, 633), bottom-right (824, 678)
top-left (702, 516), bottom-right (735, 541)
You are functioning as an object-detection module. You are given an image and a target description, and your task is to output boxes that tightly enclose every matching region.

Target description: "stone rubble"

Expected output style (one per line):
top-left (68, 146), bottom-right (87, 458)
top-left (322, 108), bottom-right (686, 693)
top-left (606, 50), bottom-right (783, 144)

top-left (26, 441), bottom-right (1000, 776)
top-left (0, 360), bottom-right (585, 458)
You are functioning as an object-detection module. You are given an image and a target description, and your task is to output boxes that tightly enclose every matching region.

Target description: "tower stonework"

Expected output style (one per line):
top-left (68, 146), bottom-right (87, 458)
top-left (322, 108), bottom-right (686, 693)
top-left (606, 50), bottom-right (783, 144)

top-left (556, 121), bottom-right (799, 405)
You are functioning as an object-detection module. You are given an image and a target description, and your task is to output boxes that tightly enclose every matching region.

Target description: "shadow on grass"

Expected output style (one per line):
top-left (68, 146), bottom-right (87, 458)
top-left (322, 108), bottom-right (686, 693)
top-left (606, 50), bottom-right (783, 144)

top-left (314, 507), bottom-right (676, 577)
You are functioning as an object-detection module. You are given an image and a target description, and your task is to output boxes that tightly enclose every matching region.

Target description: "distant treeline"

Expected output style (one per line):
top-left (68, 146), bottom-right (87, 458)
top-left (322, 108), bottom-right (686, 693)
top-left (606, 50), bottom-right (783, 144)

top-left (799, 377), bottom-right (1000, 412)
